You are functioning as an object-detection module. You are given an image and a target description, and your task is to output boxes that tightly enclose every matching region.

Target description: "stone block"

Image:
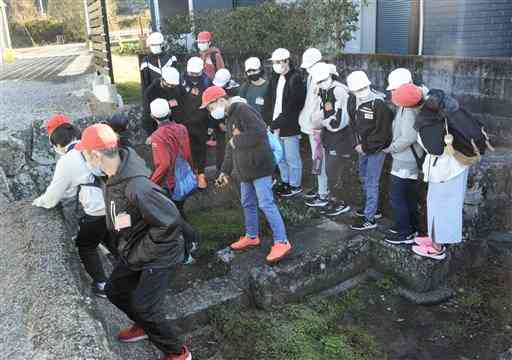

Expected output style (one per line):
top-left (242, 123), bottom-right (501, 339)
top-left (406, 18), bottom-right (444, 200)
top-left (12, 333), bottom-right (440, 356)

top-left (370, 238), bottom-right (451, 293)
top-left (31, 118), bottom-right (56, 165)
top-left (0, 132), bottom-right (26, 176)
top-left (249, 220), bottom-right (370, 309)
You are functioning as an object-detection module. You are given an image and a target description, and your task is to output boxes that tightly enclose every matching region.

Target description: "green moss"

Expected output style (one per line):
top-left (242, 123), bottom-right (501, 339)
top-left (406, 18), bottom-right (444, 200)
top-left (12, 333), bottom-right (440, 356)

top-left (116, 81), bottom-right (142, 104)
top-left (209, 290), bottom-right (383, 360)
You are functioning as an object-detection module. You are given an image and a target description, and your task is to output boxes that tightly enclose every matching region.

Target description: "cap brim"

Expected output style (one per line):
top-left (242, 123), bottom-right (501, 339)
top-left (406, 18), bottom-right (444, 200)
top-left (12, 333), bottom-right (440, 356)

top-left (212, 80), bottom-right (227, 87)
top-left (386, 84), bottom-right (397, 91)
top-left (74, 141), bottom-right (86, 151)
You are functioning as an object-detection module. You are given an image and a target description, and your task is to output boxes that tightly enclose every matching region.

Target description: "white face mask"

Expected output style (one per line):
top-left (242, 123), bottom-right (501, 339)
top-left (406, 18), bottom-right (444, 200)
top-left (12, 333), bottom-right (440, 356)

top-left (53, 146), bottom-right (66, 156)
top-left (150, 45), bottom-right (162, 54)
top-left (354, 87), bottom-right (371, 98)
top-left (198, 42), bottom-right (210, 52)
top-left (210, 105), bottom-right (225, 120)
top-left (318, 78), bottom-right (332, 90)
top-left (273, 63), bottom-right (286, 74)
top-left (85, 159), bottom-right (104, 177)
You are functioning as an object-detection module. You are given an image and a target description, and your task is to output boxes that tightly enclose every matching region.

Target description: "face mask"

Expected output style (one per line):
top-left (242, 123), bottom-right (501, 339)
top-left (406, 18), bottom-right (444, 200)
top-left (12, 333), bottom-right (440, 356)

top-left (189, 75), bottom-right (201, 85)
top-left (150, 45), bottom-right (162, 54)
top-left (248, 72), bottom-right (262, 82)
top-left (354, 87), bottom-right (371, 98)
top-left (318, 78), bottom-right (332, 90)
top-left (86, 161), bottom-right (104, 177)
top-left (198, 43), bottom-right (209, 52)
top-left (273, 63), bottom-right (285, 74)
top-left (210, 105), bottom-right (225, 120)
top-left (53, 146), bottom-right (66, 156)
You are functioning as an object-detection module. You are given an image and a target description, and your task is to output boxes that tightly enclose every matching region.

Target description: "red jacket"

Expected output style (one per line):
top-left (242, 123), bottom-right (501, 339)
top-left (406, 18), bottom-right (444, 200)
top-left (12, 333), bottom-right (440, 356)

top-left (150, 121), bottom-right (192, 191)
top-left (199, 47), bottom-right (225, 80)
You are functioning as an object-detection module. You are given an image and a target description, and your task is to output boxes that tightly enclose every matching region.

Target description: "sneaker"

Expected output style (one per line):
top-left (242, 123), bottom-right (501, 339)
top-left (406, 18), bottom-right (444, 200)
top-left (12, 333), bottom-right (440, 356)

top-left (92, 282), bottom-right (107, 299)
top-left (351, 218), bottom-right (377, 231)
top-left (274, 182), bottom-right (289, 195)
top-left (412, 244), bottom-right (447, 260)
top-left (162, 346), bottom-right (192, 360)
top-left (197, 174), bottom-right (208, 189)
top-left (183, 254), bottom-right (196, 265)
top-left (190, 242), bottom-right (199, 254)
top-left (384, 232), bottom-right (416, 245)
top-left (303, 189), bottom-right (319, 200)
top-left (280, 186), bottom-right (303, 198)
top-left (230, 235), bottom-right (261, 251)
top-left (305, 197), bottom-right (329, 208)
top-left (266, 242), bottom-right (292, 263)
top-left (118, 324), bottom-right (149, 343)
top-left (355, 209), bottom-right (382, 219)
top-left (386, 227), bottom-right (399, 235)
top-left (324, 202), bottom-right (351, 217)
top-left (414, 236), bottom-right (433, 247)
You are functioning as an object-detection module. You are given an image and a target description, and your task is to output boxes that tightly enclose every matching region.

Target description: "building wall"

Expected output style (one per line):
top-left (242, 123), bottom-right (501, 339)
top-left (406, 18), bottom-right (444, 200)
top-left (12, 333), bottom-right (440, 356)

top-left (345, 0), bottom-right (377, 54)
top-left (423, 0), bottom-right (512, 57)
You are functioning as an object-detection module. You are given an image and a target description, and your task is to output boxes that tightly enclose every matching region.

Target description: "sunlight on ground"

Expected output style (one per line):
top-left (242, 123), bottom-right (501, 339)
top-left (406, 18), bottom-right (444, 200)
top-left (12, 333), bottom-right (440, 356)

top-left (112, 54), bottom-right (142, 104)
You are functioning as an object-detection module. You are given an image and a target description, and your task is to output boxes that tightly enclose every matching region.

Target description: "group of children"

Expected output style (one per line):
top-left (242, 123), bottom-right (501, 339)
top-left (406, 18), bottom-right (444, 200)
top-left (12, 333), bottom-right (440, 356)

top-left (30, 31), bottom-right (473, 360)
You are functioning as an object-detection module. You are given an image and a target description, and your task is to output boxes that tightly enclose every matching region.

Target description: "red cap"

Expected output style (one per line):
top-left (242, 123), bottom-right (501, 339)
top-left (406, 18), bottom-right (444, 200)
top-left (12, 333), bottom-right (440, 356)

top-left (392, 83), bottom-right (423, 108)
top-left (200, 86), bottom-right (226, 109)
top-left (75, 123), bottom-right (119, 151)
top-left (44, 114), bottom-right (71, 135)
top-left (197, 31), bottom-right (212, 42)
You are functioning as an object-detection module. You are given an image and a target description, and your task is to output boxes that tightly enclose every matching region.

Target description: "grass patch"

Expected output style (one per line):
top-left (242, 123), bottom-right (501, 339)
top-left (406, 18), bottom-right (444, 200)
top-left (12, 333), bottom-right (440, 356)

top-left (209, 289), bottom-right (384, 360)
top-left (116, 81), bottom-right (142, 104)
top-left (112, 54), bottom-right (142, 105)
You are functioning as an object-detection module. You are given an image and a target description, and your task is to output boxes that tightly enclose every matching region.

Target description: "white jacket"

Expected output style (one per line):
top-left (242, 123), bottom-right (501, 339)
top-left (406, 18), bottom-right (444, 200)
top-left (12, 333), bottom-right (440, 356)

top-left (418, 135), bottom-right (468, 183)
top-left (298, 74), bottom-right (322, 135)
top-left (33, 146), bottom-right (106, 216)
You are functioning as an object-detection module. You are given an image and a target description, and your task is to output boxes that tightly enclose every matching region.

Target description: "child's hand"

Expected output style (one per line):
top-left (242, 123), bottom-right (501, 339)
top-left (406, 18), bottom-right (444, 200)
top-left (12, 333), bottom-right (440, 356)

top-left (232, 128), bottom-right (241, 136)
top-left (382, 147), bottom-right (391, 153)
top-left (355, 144), bottom-right (365, 155)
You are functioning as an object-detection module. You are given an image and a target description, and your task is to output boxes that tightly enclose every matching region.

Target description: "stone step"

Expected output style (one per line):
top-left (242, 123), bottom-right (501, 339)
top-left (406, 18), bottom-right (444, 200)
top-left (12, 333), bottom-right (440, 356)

top-left (164, 276), bottom-right (248, 333)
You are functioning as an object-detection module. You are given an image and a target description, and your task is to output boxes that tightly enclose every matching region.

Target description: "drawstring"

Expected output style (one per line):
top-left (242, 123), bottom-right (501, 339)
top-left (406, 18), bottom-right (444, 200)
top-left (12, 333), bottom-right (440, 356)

top-left (110, 200), bottom-right (118, 232)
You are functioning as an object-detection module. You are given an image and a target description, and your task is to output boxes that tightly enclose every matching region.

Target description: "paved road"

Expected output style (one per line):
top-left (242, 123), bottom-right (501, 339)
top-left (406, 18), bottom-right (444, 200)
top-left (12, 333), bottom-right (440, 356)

top-left (0, 44), bottom-right (94, 132)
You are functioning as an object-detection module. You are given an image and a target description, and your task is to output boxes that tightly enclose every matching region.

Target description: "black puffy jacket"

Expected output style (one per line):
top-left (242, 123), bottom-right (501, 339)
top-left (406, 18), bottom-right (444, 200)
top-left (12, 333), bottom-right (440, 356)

top-left (101, 147), bottom-right (184, 270)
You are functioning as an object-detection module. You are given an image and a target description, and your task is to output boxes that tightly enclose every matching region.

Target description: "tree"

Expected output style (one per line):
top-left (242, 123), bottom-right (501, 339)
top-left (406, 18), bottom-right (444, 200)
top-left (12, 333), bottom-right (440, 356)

top-left (47, 0), bottom-right (86, 42)
top-left (8, 0), bottom-right (38, 22)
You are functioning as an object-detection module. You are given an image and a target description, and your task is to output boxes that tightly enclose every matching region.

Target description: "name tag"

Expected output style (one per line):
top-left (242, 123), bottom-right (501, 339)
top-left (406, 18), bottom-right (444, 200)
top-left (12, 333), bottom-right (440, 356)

top-left (115, 212), bottom-right (132, 231)
top-left (364, 113), bottom-right (374, 120)
top-left (255, 97), bottom-right (264, 105)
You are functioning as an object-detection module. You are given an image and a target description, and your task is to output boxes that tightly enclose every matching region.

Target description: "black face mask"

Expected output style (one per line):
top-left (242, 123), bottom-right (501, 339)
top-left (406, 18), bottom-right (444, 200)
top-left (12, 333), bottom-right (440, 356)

top-left (190, 75), bottom-right (201, 85)
top-left (247, 72), bottom-right (262, 82)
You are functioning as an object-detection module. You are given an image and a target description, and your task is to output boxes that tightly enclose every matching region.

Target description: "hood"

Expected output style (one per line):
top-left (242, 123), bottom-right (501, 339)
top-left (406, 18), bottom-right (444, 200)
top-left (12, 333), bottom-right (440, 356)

top-left (108, 147), bottom-right (151, 186)
top-left (226, 97), bottom-right (248, 116)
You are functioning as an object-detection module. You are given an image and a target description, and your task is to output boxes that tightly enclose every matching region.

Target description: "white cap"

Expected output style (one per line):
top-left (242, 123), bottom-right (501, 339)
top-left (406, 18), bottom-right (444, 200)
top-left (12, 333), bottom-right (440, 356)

top-left (301, 48), bottom-right (322, 69)
top-left (161, 66), bottom-right (180, 85)
top-left (387, 68), bottom-right (413, 91)
top-left (270, 48), bottom-right (290, 61)
top-left (245, 57), bottom-right (261, 71)
top-left (212, 68), bottom-right (232, 87)
top-left (310, 62), bottom-right (331, 83)
top-left (187, 57), bottom-right (204, 73)
top-left (150, 98), bottom-right (170, 118)
top-left (347, 71), bottom-right (371, 92)
top-left (147, 32), bottom-right (164, 46)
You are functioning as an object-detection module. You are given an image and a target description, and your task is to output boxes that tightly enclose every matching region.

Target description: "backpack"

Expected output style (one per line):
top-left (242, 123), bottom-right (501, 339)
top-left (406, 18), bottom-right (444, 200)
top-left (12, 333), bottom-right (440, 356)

top-left (267, 130), bottom-right (283, 164)
top-left (171, 154), bottom-right (197, 201)
top-left (442, 108), bottom-right (494, 164)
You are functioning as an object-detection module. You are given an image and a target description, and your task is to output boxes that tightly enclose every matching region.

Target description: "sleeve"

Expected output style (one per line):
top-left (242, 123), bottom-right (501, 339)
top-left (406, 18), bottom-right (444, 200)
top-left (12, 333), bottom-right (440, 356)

top-left (181, 127), bottom-right (193, 166)
top-left (143, 81), bottom-right (157, 134)
top-left (33, 158), bottom-right (73, 208)
top-left (232, 108), bottom-right (267, 149)
top-left (149, 139), bottom-right (171, 186)
top-left (216, 51), bottom-right (225, 70)
top-left (388, 109), bottom-right (419, 154)
top-left (220, 136), bottom-right (234, 175)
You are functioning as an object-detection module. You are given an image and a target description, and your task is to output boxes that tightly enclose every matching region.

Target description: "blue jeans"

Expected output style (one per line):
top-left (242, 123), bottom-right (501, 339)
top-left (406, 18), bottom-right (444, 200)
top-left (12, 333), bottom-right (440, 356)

top-left (278, 135), bottom-right (303, 187)
top-left (308, 134), bottom-right (328, 197)
top-left (390, 175), bottom-right (418, 236)
top-left (240, 176), bottom-right (288, 243)
top-left (359, 152), bottom-right (386, 221)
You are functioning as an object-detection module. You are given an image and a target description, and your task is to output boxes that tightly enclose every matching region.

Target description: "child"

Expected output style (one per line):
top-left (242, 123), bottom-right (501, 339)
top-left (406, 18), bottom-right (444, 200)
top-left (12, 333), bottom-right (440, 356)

top-left (347, 71), bottom-right (394, 230)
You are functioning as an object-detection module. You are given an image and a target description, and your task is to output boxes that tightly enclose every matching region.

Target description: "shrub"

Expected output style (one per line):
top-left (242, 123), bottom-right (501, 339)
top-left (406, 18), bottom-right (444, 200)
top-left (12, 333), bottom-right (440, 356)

top-left (11, 18), bottom-right (64, 46)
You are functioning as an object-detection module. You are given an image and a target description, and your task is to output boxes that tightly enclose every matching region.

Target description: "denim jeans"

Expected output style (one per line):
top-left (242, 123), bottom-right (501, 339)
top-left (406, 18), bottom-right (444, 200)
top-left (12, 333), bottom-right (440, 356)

top-left (390, 175), bottom-right (418, 236)
top-left (240, 176), bottom-right (288, 243)
top-left (308, 134), bottom-right (328, 197)
top-left (359, 152), bottom-right (386, 221)
top-left (278, 135), bottom-right (303, 187)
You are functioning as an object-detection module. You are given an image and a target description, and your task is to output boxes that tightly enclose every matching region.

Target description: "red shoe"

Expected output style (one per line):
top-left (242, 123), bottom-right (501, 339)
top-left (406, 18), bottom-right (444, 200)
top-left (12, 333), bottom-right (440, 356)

top-left (230, 235), bottom-right (261, 251)
top-left (266, 242), bottom-right (292, 263)
top-left (161, 346), bottom-right (192, 360)
top-left (118, 324), bottom-right (148, 343)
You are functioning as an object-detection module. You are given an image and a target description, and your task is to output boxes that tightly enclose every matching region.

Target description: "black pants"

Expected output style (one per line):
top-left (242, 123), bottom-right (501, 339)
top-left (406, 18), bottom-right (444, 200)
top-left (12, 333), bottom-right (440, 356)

top-left (105, 262), bottom-right (183, 355)
top-left (190, 136), bottom-right (207, 174)
top-left (75, 215), bottom-right (109, 283)
top-left (325, 144), bottom-right (351, 198)
top-left (215, 130), bottom-right (226, 172)
top-left (174, 200), bottom-right (200, 257)
top-left (390, 175), bottom-right (419, 235)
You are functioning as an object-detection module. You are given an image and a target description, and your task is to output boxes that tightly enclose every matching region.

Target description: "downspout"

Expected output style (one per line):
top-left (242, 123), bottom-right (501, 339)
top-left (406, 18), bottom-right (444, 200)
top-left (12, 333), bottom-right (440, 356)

top-left (154, 0), bottom-right (161, 32)
top-left (418, 0), bottom-right (424, 55)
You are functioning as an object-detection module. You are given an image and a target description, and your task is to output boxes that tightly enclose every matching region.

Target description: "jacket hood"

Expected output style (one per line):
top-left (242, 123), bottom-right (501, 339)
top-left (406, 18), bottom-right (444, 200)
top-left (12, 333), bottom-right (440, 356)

top-left (108, 147), bottom-right (151, 186)
top-left (227, 96), bottom-right (248, 115)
